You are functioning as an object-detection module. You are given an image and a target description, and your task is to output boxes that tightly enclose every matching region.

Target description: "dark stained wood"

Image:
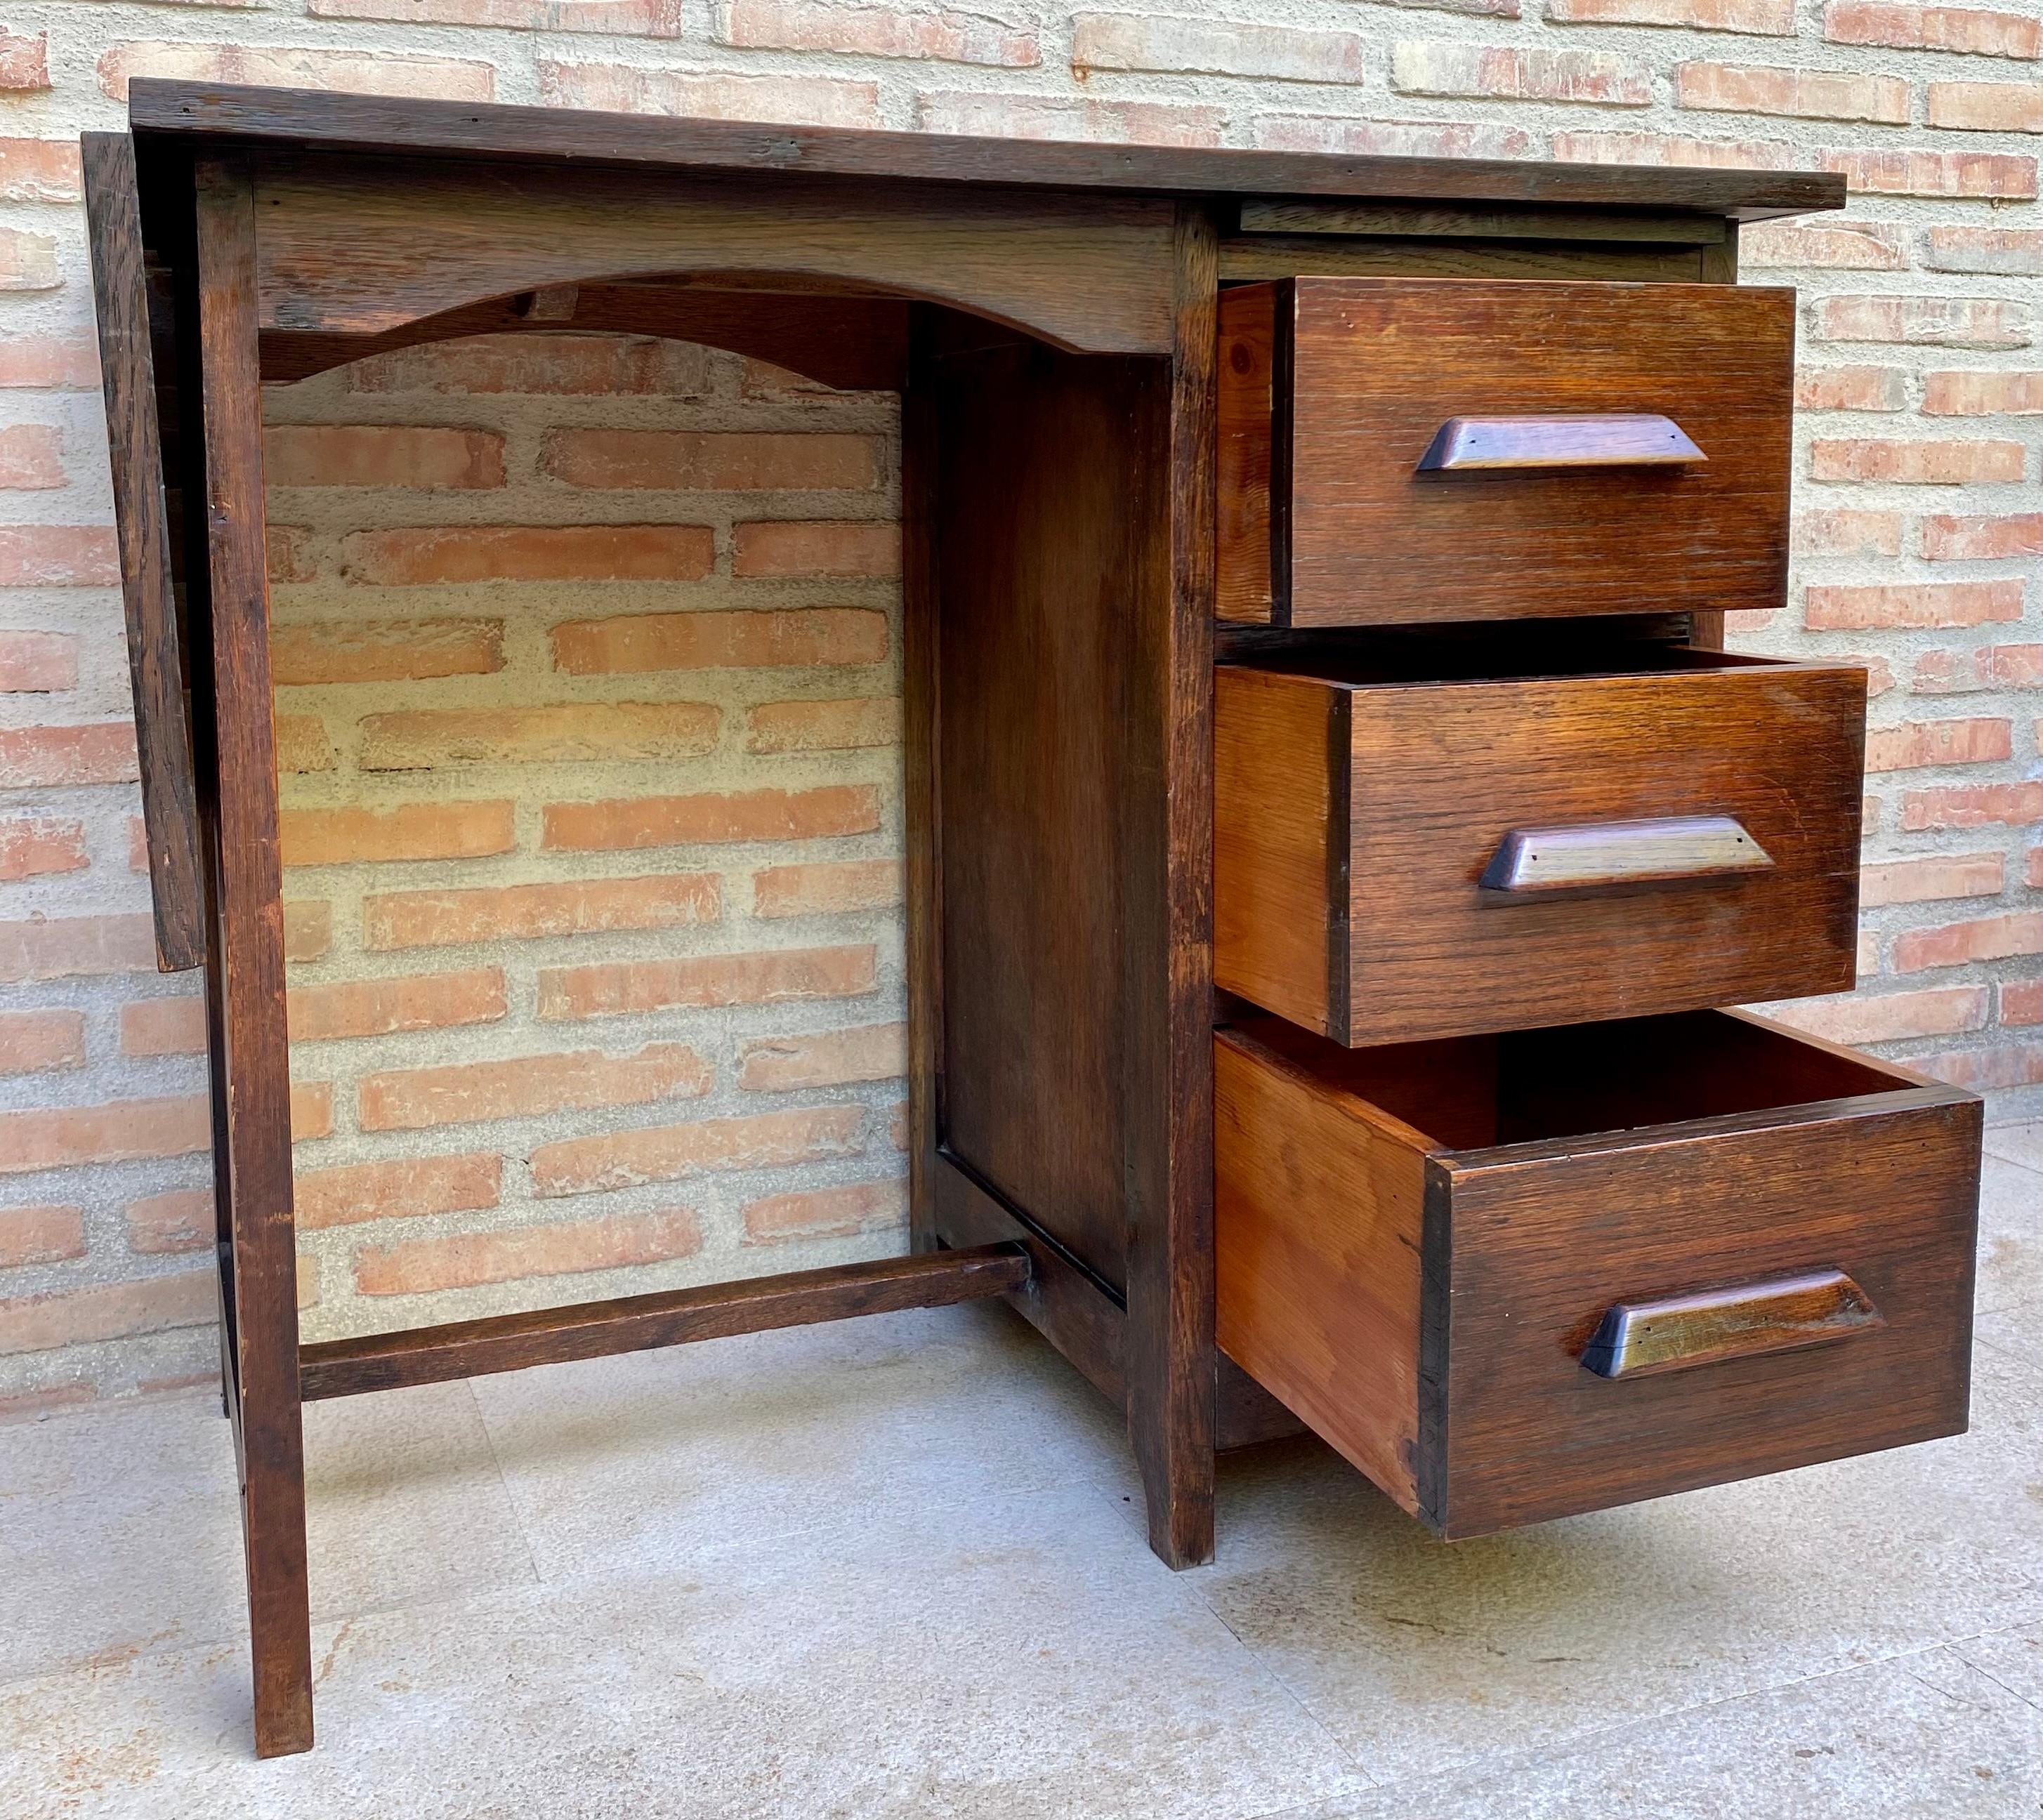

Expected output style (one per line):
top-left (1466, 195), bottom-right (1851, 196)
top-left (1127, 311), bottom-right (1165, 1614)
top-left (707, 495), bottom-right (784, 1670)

top-left (1216, 280), bottom-right (1277, 630)
top-left (192, 154), bottom-right (313, 1760)
top-left (1237, 201), bottom-right (1730, 244)
top-left (1216, 277), bottom-right (1796, 628)
top-left (1479, 814), bottom-right (1774, 895)
top-left (248, 152), bottom-right (1175, 354)
top-left (901, 317), bottom-right (942, 1256)
top-left (1416, 412), bottom-right (1706, 470)
top-left (1216, 1009), bottom-right (1982, 1538)
top-left (260, 284), bottom-right (909, 389)
top-left (1215, 645), bottom-right (1866, 1046)
top-left (1218, 237), bottom-right (1710, 285)
top-left (1122, 204), bottom-right (1219, 1569)
top-left (81, 132), bottom-right (204, 974)
top-left (1579, 1266), bottom-right (1881, 1380)
top-left (300, 1247), bottom-right (1030, 1399)
top-left (1216, 1354), bottom-right (1310, 1449)
top-left (129, 81), bottom-right (1847, 221)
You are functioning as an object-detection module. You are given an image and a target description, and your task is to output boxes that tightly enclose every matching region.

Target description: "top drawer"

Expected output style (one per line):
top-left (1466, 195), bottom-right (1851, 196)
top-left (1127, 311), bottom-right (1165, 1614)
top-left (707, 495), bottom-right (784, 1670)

top-left (1217, 277), bottom-right (1794, 628)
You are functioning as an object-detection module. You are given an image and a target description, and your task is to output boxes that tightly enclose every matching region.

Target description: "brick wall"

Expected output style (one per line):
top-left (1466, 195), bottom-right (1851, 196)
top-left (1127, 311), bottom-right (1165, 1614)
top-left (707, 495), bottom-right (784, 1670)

top-left (0, 3), bottom-right (2036, 1413)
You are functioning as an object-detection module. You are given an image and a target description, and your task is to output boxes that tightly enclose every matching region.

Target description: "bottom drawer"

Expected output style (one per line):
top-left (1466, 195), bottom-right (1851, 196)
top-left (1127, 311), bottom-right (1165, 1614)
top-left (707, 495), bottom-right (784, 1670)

top-left (1215, 1009), bottom-right (1982, 1538)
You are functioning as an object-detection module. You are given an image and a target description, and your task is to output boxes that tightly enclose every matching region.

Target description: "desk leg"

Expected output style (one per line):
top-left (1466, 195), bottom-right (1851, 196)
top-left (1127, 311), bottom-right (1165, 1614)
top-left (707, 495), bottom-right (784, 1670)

top-left (190, 154), bottom-right (315, 1759)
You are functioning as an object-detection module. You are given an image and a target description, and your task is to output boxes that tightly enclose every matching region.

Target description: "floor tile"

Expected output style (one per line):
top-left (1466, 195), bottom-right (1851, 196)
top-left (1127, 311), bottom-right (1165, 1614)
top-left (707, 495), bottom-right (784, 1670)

top-left (1951, 1628), bottom-right (2043, 1712)
top-left (1187, 1345), bottom-right (2043, 1783)
top-left (470, 1300), bottom-right (1138, 1585)
top-left (1976, 1303), bottom-right (2042, 1377)
top-left (1976, 1156), bottom-right (2043, 1317)
top-left (0, 1485), bottom-right (1365, 1820)
top-left (1983, 1122), bottom-right (2043, 1176)
top-left (1281, 1647), bottom-right (2041, 1820)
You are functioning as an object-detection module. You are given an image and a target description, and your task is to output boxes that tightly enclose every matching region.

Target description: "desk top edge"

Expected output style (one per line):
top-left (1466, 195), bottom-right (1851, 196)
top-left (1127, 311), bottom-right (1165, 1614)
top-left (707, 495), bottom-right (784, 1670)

top-left (126, 81), bottom-right (1848, 223)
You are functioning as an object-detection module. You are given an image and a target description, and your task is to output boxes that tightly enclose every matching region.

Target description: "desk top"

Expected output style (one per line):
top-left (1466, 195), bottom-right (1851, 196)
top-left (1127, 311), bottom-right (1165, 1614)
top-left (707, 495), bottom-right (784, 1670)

top-left (127, 79), bottom-right (1846, 223)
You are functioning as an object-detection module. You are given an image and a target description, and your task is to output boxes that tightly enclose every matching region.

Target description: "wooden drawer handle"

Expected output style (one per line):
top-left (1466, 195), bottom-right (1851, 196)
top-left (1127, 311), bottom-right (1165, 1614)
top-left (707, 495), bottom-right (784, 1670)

top-left (1582, 1268), bottom-right (1881, 1380)
top-left (1481, 814), bottom-right (1773, 897)
top-left (1418, 414), bottom-right (1706, 472)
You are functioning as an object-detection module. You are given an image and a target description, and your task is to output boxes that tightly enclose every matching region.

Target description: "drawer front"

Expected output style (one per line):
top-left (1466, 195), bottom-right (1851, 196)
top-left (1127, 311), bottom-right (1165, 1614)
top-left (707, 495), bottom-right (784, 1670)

top-left (1215, 1012), bottom-right (1983, 1540)
top-left (1217, 277), bottom-right (1794, 628)
top-left (1215, 654), bottom-right (1866, 1046)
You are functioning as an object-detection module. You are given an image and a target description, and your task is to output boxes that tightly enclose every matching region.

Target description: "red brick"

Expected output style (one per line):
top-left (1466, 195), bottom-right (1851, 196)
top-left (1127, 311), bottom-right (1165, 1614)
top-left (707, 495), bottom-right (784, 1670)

top-left (1772, 985), bottom-right (1990, 1045)
top-left (1913, 643), bottom-right (2042, 691)
top-left (0, 331), bottom-right (97, 390)
top-left (889, 1101), bottom-right (908, 1150)
top-left (0, 914), bottom-right (157, 983)
top-left (541, 784), bottom-right (879, 852)
top-left (0, 815), bottom-right (86, 881)
top-left (539, 944), bottom-right (876, 1020)
top-left (2029, 847), bottom-right (2043, 887)
top-left (1841, 653), bottom-right (1898, 696)
top-left (0, 1097), bottom-right (210, 1175)
top-left (273, 713), bottom-right (334, 774)
top-left (1865, 718), bottom-right (2012, 771)
top-left (97, 42), bottom-right (496, 104)
top-left (1549, 129), bottom-right (1794, 169)
top-left (1824, 1), bottom-right (2040, 56)
top-left (365, 873), bottom-right (721, 950)
top-left (285, 900), bottom-right (333, 963)
top-left (726, 0), bottom-right (1037, 62)
top-left (917, 91), bottom-right (1226, 145)
top-left (0, 1204), bottom-right (85, 1269)
top-left (312, 0), bottom-right (684, 31)
top-left (0, 1010), bottom-right (83, 1075)
top-left (296, 1152), bottom-right (502, 1231)
top-left (359, 1042), bottom-right (713, 1130)
top-left (0, 29), bottom-right (49, 90)
top-left (1918, 1042), bottom-right (2043, 1090)
top-left (1999, 979), bottom-right (2042, 1025)
top-left (265, 425), bottom-right (506, 490)
top-left (1677, 62), bottom-right (1908, 120)
top-left (1808, 439), bottom-right (2026, 482)
top-left (267, 525), bottom-right (319, 584)
top-left (1860, 852), bottom-right (2006, 904)
top-left (551, 607), bottom-right (887, 675)
top-left (1796, 507), bottom-right (1905, 555)
top-left (1924, 225), bottom-right (2042, 274)
top-left (125, 1189), bottom-right (211, 1255)
top-left (280, 800), bottom-right (516, 866)
top-left (360, 702), bottom-right (721, 770)
top-left (343, 525), bottom-right (714, 585)
top-left (737, 1022), bottom-right (907, 1091)
top-left (1071, 14), bottom-right (1369, 81)
top-left (287, 968), bottom-right (507, 1043)
top-left (349, 332), bottom-right (714, 397)
top-left (742, 1180), bottom-right (907, 1244)
top-left (1391, 42), bottom-right (1649, 103)
top-left (1806, 579), bottom-right (2025, 629)
top-left (731, 521), bottom-right (899, 579)
top-left (752, 857), bottom-right (904, 918)
top-left (746, 697), bottom-right (902, 753)
top-left (1922, 372), bottom-right (2043, 417)
top-left (0, 1385), bottom-right (95, 1421)
top-left (0, 226), bottom-right (58, 291)
top-left (1258, 116), bottom-right (1541, 159)
top-left (543, 429), bottom-right (880, 492)
top-left (1546, 0), bottom-right (1792, 27)
top-left (1811, 295), bottom-right (2033, 347)
top-left (540, 62), bottom-right (882, 128)
top-left (1929, 79), bottom-right (2043, 129)
top-left (0, 139), bottom-right (80, 202)
top-left (1744, 222), bottom-right (1908, 270)
top-left (119, 996), bottom-right (206, 1057)
top-left (0, 423), bottom-right (63, 488)
top-left (1922, 513), bottom-right (2043, 560)
top-left (270, 617), bottom-right (504, 685)
top-left (0, 526), bottom-right (119, 587)
top-left (0, 723), bottom-right (136, 790)
top-left (0, 1272), bottom-right (213, 1356)
top-left (0, 629), bottom-right (74, 690)
top-left (1903, 782), bottom-right (2043, 827)
top-left (1892, 911), bottom-right (2042, 971)
top-left (1822, 148), bottom-right (2037, 199)
top-left (531, 1104), bottom-right (864, 1196)
top-left (355, 1208), bottom-right (702, 1295)
top-left (293, 1080), bottom-right (335, 1142)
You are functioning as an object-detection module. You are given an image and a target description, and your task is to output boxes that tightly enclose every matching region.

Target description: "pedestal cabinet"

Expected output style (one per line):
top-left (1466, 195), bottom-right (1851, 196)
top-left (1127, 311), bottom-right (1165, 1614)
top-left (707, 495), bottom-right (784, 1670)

top-left (86, 84), bottom-right (1981, 1757)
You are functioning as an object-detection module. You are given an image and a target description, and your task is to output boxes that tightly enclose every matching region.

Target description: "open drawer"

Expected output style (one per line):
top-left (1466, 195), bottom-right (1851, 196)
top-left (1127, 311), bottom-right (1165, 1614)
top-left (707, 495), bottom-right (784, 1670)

top-left (1216, 276), bottom-right (1794, 627)
top-left (1215, 1008), bottom-right (1981, 1539)
top-left (1216, 639), bottom-right (1866, 1047)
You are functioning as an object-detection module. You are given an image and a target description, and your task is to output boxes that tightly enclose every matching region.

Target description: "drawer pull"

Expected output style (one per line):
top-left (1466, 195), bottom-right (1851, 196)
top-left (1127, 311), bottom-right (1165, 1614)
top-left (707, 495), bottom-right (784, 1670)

top-left (1582, 1268), bottom-right (1881, 1380)
top-left (1418, 414), bottom-right (1706, 473)
top-left (1481, 815), bottom-right (1773, 897)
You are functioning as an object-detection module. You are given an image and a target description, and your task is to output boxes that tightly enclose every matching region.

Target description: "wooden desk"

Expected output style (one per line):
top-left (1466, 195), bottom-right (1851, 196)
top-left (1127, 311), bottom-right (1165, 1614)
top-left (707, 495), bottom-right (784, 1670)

top-left (85, 85), bottom-right (1980, 1759)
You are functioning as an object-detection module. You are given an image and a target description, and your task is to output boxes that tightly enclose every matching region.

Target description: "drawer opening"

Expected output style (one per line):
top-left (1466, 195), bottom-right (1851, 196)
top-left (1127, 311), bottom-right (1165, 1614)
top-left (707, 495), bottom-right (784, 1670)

top-left (1221, 1008), bottom-right (1909, 1155)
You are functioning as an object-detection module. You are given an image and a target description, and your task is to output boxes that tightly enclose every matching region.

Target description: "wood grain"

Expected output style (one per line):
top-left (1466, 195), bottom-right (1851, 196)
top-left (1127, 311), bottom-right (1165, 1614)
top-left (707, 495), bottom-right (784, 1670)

top-left (1578, 1266), bottom-right (1881, 1380)
top-left (129, 81), bottom-right (1846, 220)
top-left (81, 132), bottom-right (204, 973)
top-left (1236, 202), bottom-right (1729, 244)
top-left (1416, 412), bottom-right (1705, 470)
top-left (300, 1247), bottom-right (1030, 1399)
top-left (1214, 647), bottom-right (1866, 1045)
top-left (1217, 237), bottom-right (1709, 286)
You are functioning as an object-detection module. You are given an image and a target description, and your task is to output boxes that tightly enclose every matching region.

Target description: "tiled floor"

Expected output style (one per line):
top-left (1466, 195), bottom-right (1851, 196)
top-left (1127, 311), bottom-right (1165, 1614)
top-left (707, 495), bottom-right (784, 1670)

top-left (4, 1124), bottom-right (2039, 1819)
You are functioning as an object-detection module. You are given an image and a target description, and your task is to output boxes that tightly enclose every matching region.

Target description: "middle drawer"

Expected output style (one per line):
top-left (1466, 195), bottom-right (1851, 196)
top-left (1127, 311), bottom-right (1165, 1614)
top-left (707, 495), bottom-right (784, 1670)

top-left (1216, 641), bottom-right (1866, 1047)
